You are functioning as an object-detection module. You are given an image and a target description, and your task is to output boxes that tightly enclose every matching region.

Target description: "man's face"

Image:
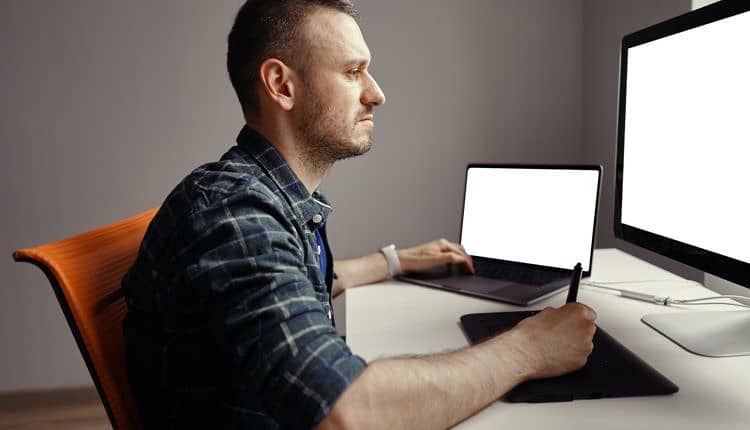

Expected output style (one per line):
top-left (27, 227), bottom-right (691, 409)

top-left (294, 9), bottom-right (386, 168)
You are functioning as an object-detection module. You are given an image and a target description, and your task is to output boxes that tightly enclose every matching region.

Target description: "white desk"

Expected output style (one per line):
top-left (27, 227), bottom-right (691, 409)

top-left (344, 249), bottom-right (750, 429)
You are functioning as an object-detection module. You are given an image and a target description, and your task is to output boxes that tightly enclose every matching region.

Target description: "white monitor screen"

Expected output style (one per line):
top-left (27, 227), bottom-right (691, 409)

top-left (621, 9), bottom-right (750, 264)
top-left (460, 167), bottom-right (600, 271)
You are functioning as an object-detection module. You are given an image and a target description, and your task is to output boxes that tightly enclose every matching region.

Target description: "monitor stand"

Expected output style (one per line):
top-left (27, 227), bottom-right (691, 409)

top-left (642, 311), bottom-right (750, 357)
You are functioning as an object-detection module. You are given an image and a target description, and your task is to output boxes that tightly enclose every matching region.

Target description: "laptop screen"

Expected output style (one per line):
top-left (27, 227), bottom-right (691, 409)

top-left (460, 166), bottom-right (600, 272)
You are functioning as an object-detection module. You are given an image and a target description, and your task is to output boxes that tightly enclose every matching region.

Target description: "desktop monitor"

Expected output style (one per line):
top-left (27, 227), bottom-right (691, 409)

top-left (614, 0), bottom-right (750, 356)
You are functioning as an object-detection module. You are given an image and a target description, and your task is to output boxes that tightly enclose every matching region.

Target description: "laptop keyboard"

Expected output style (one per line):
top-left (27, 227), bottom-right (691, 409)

top-left (474, 260), bottom-right (566, 286)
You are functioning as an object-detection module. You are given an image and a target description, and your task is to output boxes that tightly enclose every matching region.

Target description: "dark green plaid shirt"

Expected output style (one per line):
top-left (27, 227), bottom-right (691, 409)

top-left (122, 126), bottom-right (366, 429)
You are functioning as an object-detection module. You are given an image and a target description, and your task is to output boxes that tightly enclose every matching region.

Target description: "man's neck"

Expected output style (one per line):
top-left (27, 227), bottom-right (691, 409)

top-left (247, 120), bottom-right (331, 195)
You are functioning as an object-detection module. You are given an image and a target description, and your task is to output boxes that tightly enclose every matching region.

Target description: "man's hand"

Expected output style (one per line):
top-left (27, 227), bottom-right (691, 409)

top-left (332, 238), bottom-right (473, 296)
top-left (504, 303), bottom-right (598, 380)
top-left (397, 238), bottom-right (475, 274)
top-left (317, 301), bottom-right (599, 430)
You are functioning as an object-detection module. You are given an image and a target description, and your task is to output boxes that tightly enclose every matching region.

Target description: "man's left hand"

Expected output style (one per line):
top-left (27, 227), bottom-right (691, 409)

top-left (397, 238), bottom-right (475, 275)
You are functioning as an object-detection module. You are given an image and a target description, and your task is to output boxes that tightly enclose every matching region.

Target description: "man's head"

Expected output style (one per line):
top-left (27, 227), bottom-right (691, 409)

top-left (227, 0), bottom-right (386, 169)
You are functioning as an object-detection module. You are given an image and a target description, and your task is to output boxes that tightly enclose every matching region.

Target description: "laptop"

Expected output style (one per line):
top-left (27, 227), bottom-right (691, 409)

top-left (398, 164), bottom-right (602, 306)
top-left (460, 311), bottom-right (679, 402)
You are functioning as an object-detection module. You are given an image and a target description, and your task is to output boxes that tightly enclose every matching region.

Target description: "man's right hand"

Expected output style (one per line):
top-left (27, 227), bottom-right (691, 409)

top-left (317, 303), bottom-right (598, 430)
top-left (504, 303), bottom-right (597, 380)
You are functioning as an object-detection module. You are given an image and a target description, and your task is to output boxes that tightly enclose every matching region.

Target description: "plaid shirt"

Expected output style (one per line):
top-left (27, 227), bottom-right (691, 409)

top-left (122, 126), bottom-right (366, 429)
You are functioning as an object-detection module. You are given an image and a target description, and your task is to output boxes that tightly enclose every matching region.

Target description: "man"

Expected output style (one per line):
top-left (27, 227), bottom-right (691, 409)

top-left (122, 0), bottom-right (597, 428)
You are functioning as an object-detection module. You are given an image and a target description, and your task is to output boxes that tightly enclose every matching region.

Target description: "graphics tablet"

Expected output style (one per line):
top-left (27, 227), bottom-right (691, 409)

top-left (460, 311), bottom-right (679, 402)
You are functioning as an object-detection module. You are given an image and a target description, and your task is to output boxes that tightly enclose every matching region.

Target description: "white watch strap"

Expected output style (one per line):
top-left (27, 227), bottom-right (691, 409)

top-left (380, 244), bottom-right (403, 277)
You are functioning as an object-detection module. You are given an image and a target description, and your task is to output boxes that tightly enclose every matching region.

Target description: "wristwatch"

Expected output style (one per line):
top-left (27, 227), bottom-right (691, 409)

top-left (380, 244), bottom-right (403, 277)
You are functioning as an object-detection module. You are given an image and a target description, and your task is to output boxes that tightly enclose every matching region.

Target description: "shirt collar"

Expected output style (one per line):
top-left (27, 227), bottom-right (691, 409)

top-left (236, 125), bottom-right (333, 227)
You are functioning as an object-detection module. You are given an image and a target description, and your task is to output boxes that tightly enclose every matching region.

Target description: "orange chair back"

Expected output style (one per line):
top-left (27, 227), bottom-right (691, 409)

top-left (12, 207), bottom-right (159, 430)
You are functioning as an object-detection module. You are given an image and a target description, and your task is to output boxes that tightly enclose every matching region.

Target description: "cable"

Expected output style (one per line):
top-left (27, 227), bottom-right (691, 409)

top-left (584, 279), bottom-right (702, 286)
top-left (581, 281), bottom-right (750, 309)
top-left (667, 295), bottom-right (750, 308)
top-left (666, 301), bottom-right (750, 309)
top-left (679, 295), bottom-right (750, 304)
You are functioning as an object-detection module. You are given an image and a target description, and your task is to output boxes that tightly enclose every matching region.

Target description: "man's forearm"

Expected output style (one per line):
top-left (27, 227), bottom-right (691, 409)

top-left (317, 330), bottom-right (532, 430)
top-left (331, 238), bottom-right (475, 296)
top-left (332, 253), bottom-right (389, 296)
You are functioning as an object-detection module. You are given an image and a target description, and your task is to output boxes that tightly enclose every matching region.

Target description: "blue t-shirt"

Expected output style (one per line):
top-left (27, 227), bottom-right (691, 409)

top-left (314, 228), bottom-right (328, 278)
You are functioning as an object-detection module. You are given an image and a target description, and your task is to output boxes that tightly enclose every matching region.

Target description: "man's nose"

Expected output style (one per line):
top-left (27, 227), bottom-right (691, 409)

top-left (362, 72), bottom-right (386, 107)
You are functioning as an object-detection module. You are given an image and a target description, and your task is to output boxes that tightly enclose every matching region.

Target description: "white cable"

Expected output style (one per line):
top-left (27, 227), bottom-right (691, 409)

top-left (585, 279), bottom-right (702, 285)
top-left (581, 281), bottom-right (750, 309)
top-left (666, 301), bottom-right (750, 309)
top-left (679, 295), bottom-right (750, 304)
top-left (667, 296), bottom-right (750, 309)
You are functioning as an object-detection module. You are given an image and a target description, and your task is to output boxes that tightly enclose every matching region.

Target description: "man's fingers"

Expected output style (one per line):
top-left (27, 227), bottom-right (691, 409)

top-left (414, 250), bottom-right (464, 267)
top-left (563, 302), bottom-right (598, 322)
top-left (437, 239), bottom-right (461, 254)
top-left (438, 251), bottom-right (470, 268)
top-left (436, 240), bottom-right (474, 273)
top-left (582, 305), bottom-right (597, 321)
top-left (405, 239), bottom-right (474, 273)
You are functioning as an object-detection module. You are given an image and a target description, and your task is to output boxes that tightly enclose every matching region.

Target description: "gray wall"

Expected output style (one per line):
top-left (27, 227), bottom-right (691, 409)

top-left (327, 0), bottom-right (584, 257)
top-left (581, 0), bottom-right (698, 280)
top-left (1, 0), bottom-right (245, 392)
top-left (1, 0), bottom-right (583, 392)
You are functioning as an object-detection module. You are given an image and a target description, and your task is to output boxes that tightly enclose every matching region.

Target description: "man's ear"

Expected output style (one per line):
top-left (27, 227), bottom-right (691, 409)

top-left (258, 58), bottom-right (296, 112)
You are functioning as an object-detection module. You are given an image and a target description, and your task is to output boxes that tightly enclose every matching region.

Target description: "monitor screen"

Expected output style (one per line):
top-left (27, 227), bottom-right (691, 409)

top-left (615, 0), bottom-right (750, 287)
top-left (460, 166), bottom-right (600, 272)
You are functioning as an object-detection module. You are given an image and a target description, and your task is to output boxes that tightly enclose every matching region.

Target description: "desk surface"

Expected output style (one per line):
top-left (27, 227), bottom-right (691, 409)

top-left (344, 248), bottom-right (750, 429)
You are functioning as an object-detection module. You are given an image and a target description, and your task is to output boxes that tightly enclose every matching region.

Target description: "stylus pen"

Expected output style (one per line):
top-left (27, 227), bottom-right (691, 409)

top-left (566, 262), bottom-right (583, 303)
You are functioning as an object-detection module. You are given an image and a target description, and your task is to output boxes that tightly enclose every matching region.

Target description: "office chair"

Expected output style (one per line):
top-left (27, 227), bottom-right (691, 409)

top-left (12, 207), bottom-right (159, 430)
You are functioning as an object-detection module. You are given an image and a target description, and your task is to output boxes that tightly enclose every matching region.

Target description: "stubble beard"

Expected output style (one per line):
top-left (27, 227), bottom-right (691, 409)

top-left (296, 95), bottom-right (373, 174)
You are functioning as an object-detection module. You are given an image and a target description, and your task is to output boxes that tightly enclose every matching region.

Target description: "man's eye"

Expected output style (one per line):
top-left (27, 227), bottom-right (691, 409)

top-left (349, 69), bottom-right (361, 77)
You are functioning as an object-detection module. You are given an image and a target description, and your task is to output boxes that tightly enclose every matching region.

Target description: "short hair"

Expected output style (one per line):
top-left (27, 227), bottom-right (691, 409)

top-left (227, 0), bottom-right (359, 119)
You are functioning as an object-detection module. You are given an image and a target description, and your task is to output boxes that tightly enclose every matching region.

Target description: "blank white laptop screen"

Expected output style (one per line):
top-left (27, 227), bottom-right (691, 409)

top-left (460, 167), bottom-right (599, 272)
top-left (621, 9), bottom-right (750, 264)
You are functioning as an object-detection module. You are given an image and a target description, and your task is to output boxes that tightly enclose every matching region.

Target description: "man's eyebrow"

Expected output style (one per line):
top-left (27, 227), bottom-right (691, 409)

top-left (343, 58), bottom-right (370, 69)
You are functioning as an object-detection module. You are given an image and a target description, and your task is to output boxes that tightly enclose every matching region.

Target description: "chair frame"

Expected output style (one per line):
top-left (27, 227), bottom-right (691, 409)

top-left (12, 208), bottom-right (158, 430)
top-left (13, 255), bottom-right (124, 428)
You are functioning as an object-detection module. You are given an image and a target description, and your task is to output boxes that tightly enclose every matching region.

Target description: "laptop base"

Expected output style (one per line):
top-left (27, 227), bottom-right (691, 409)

top-left (398, 264), bottom-right (569, 306)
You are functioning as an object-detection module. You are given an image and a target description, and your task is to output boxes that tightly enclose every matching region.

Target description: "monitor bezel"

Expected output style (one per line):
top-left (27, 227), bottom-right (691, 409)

top-left (614, 0), bottom-right (750, 288)
top-left (459, 163), bottom-right (603, 278)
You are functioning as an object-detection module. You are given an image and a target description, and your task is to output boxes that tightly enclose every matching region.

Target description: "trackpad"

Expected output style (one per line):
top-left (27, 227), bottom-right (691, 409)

top-left (440, 276), bottom-right (514, 292)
